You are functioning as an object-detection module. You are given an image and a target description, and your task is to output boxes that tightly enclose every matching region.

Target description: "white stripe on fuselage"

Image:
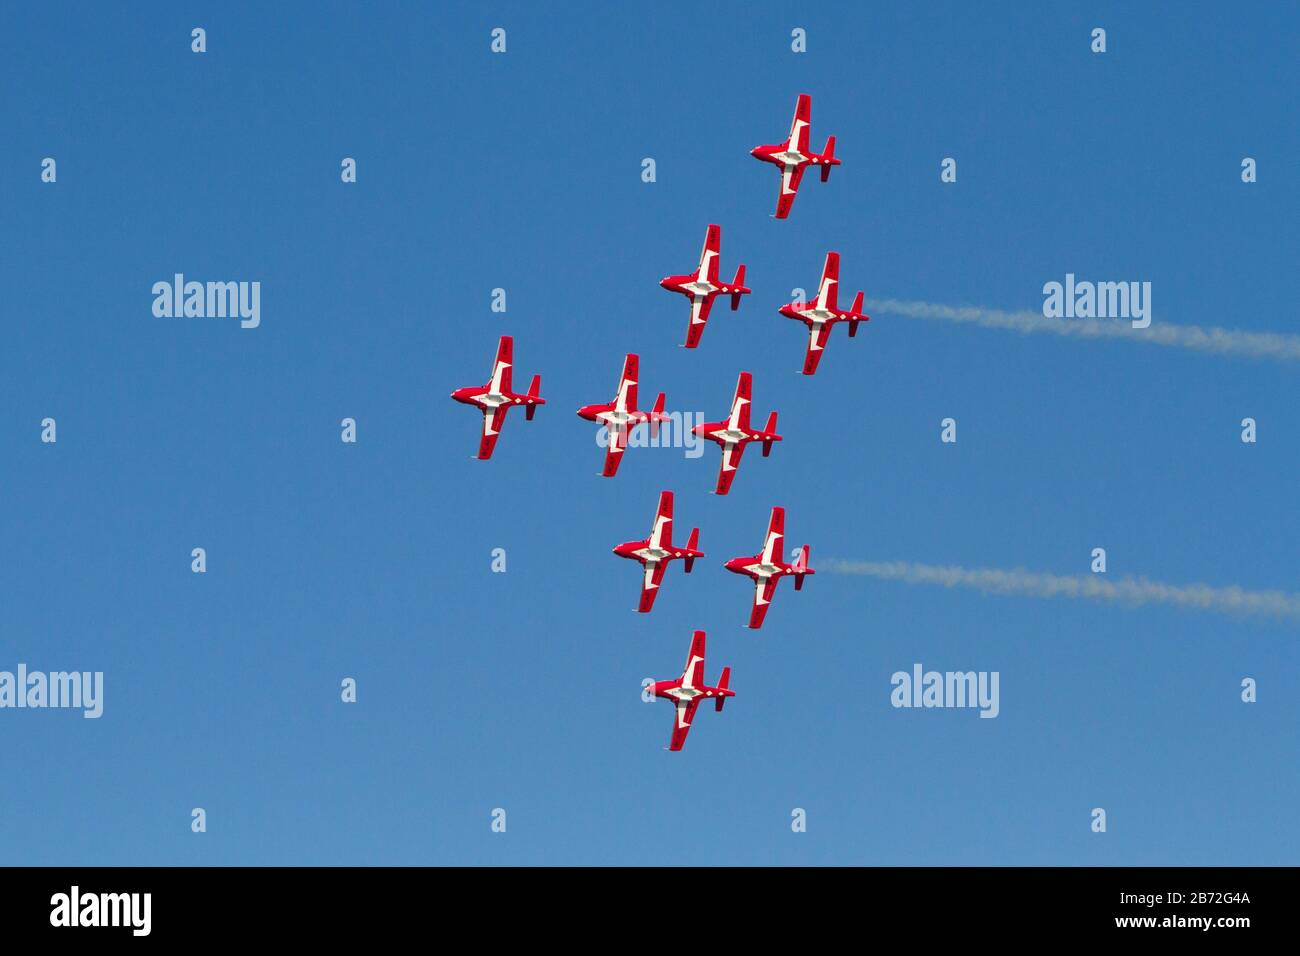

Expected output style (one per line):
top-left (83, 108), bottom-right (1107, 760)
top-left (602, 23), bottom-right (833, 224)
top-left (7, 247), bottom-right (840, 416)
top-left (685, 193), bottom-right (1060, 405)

top-left (665, 686), bottom-right (702, 702)
top-left (598, 377), bottom-right (638, 428)
top-left (778, 123), bottom-right (807, 166)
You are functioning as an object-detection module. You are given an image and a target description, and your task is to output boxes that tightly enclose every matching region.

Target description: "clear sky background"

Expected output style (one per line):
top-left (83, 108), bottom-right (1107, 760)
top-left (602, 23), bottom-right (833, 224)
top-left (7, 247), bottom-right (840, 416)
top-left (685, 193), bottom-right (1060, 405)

top-left (1, 2), bottom-right (1296, 865)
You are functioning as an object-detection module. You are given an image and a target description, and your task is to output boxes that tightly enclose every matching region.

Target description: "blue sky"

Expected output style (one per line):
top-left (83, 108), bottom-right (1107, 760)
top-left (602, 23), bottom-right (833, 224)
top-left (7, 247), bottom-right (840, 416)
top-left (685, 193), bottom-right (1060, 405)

top-left (1, 1), bottom-right (1296, 865)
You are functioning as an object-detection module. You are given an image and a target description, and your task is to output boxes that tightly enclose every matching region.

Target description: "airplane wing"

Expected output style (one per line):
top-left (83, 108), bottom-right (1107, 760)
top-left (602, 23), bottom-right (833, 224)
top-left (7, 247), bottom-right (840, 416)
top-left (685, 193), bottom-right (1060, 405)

top-left (649, 491), bottom-right (673, 549)
top-left (715, 440), bottom-right (746, 495)
top-left (748, 574), bottom-right (780, 629)
top-left (775, 163), bottom-right (805, 219)
top-left (490, 335), bottom-right (513, 395)
top-left (478, 405), bottom-right (508, 460)
top-left (729, 371), bottom-right (752, 431)
top-left (789, 93), bottom-right (811, 155)
top-left (816, 252), bottom-right (839, 310)
top-left (602, 422), bottom-right (629, 477)
top-left (761, 506), bottom-right (785, 566)
top-left (684, 294), bottom-right (715, 349)
top-left (680, 630), bottom-right (706, 686)
top-left (638, 559), bottom-right (668, 613)
top-left (802, 321), bottom-right (835, 375)
top-left (669, 699), bottom-right (700, 751)
top-left (699, 224), bottom-right (721, 283)
top-left (615, 353), bottom-right (639, 413)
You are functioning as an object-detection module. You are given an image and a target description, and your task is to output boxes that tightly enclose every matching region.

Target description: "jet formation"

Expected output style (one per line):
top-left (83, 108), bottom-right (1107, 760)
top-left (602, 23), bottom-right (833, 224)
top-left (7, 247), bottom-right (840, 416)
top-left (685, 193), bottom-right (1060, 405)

top-left (453, 94), bottom-right (864, 749)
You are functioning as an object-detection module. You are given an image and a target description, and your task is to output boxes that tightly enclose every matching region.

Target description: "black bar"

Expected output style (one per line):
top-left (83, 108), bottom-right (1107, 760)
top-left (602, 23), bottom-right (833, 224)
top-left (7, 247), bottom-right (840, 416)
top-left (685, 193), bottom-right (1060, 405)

top-left (0, 866), bottom-right (1283, 941)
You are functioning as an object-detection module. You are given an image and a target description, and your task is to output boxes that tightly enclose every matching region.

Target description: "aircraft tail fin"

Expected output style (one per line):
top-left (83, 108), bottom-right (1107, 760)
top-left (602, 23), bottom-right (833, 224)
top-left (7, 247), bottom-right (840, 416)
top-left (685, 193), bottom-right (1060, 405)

top-left (730, 264), bottom-right (748, 310)
top-left (793, 545), bottom-right (813, 590)
top-left (684, 527), bottom-right (701, 573)
top-left (715, 666), bottom-right (731, 711)
top-left (848, 291), bottom-right (867, 337)
top-left (649, 391), bottom-right (667, 439)
top-left (820, 136), bottom-right (836, 181)
top-left (761, 411), bottom-right (780, 457)
top-left (525, 374), bottom-right (542, 420)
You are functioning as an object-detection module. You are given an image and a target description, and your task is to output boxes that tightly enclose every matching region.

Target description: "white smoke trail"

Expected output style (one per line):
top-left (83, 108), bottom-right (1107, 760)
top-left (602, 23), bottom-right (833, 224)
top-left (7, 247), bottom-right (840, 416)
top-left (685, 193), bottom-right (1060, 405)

top-left (823, 559), bottom-right (1300, 620)
top-left (865, 298), bottom-right (1300, 362)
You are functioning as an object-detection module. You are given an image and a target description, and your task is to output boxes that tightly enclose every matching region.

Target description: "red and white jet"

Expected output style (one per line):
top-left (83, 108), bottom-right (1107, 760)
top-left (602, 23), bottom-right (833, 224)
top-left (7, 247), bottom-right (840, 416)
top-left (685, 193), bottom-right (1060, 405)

top-left (659, 224), bottom-right (751, 348)
top-left (613, 491), bottom-right (703, 612)
top-left (694, 372), bottom-right (782, 496)
top-left (724, 506), bottom-right (814, 629)
top-left (450, 335), bottom-right (544, 459)
top-left (577, 353), bottom-right (669, 478)
top-left (779, 252), bottom-right (869, 375)
top-left (750, 93), bottom-right (840, 219)
top-left (647, 629), bottom-right (733, 751)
